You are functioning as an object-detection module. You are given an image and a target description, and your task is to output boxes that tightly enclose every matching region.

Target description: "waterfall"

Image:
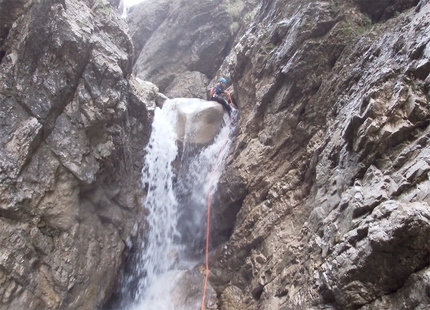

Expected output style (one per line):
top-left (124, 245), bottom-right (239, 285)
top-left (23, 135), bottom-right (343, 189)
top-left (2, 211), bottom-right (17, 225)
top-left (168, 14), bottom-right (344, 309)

top-left (120, 0), bottom-right (147, 18)
top-left (122, 99), bottom-right (234, 309)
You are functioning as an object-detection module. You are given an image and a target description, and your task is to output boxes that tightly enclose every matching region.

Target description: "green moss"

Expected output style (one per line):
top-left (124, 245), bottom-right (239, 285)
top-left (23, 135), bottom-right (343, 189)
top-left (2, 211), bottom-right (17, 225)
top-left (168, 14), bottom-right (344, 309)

top-left (260, 42), bottom-right (276, 56)
top-left (93, 0), bottom-right (112, 15)
top-left (298, 17), bottom-right (312, 33)
top-left (229, 22), bottom-right (239, 34)
top-left (362, 15), bottom-right (372, 28)
top-left (265, 42), bottom-right (275, 51)
top-left (244, 6), bottom-right (258, 23)
top-left (330, 0), bottom-right (339, 12)
top-left (224, 0), bottom-right (245, 18)
top-left (101, 5), bottom-right (112, 14)
top-left (341, 15), bottom-right (373, 37)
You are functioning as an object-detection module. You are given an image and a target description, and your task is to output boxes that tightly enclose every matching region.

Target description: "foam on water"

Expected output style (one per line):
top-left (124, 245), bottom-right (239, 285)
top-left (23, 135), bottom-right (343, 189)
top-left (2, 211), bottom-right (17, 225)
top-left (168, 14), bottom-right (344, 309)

top-left (122, 98), bottom-right (234, 309)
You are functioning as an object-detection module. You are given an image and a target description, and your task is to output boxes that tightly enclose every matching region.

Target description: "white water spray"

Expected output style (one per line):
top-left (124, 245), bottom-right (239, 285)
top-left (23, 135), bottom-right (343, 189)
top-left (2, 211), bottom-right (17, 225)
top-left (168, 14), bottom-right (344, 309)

top-left (125, 99), bottom-right (234, 309)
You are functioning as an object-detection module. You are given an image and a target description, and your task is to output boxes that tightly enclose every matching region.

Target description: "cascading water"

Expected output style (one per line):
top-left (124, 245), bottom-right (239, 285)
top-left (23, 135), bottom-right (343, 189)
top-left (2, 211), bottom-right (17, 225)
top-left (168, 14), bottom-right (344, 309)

top-left (121, 98), bottom-right (235, 309)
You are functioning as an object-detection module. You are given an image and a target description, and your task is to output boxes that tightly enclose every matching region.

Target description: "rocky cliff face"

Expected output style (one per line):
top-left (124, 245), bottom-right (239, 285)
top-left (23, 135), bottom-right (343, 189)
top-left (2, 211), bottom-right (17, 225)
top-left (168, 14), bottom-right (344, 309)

top-left (0, 0), bottom-right (159, 308)
top-left (127, 0), bottom-right (259, 98)
top-left (1, 0), bottom-right (430, 309)
top-left (206, 0), bottom-right (430, 309)
top-left (128, 0), bottom-right (430, 308)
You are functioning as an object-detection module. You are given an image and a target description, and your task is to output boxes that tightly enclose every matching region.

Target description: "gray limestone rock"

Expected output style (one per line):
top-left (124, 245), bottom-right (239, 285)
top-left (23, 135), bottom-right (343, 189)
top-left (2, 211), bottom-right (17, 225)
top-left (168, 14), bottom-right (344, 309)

top-left (2, 0), bottom-right (430, 308)
top-left (171, 98), bottom-right (225, 147)
top-left (126, 0), bottom-right (171, 62)
top-left (165, 71), bottom-right (210, 99)
top-left (208, 0), bottom-right (430, 309)
top-left (319, 200), bottom-right (430, 308)
top-left (0, 0), bottom-right (151, 308)
top-left (129, 0), bottom-right (259, 93)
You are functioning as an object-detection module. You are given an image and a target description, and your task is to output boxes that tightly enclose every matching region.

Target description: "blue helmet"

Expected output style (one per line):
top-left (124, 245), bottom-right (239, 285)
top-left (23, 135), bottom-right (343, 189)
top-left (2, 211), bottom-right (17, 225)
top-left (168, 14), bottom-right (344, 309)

top-left (219, 77), bottom-right (227, 84)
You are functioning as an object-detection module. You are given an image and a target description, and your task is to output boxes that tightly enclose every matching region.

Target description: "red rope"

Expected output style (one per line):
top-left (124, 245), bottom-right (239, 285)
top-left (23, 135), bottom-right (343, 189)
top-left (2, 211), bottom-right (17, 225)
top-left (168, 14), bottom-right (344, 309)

top-left (200, 116), bottom-right (234, 310)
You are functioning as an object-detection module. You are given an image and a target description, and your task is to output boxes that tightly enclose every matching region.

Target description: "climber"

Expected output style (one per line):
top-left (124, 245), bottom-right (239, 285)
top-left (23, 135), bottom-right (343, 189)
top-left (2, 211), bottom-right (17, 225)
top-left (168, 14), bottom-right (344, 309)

top-left (210, 77), bottom-right (235, 114)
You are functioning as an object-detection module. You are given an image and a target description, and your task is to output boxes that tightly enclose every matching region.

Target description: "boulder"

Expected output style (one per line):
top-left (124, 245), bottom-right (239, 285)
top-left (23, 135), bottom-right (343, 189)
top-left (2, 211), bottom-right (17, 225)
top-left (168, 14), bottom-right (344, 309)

top-left (129, 76), bottom-right (169, 109)
top-left (165, 71), bottom-right (210, 99)
top-left (168, 98), bottom-right (225, 147)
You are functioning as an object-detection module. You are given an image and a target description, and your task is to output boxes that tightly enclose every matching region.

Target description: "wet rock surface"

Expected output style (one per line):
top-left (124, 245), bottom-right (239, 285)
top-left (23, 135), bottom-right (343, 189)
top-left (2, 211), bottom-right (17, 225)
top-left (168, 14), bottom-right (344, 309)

top-left (206, 0), bottom-right (430, 309)
top-left (171, 267), bottom-right (218, 310)
top-left (0, 0), bottom-right (152, 308)
top-left (1, 0), bottom-right (430, 308)
top-left (173, 99), bottom-right (225, 147)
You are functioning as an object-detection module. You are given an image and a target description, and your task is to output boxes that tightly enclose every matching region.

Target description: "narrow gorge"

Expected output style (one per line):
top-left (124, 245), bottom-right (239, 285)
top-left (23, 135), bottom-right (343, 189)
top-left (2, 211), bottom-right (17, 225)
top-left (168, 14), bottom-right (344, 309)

top-left (0, 0), bottom-right (429, 309)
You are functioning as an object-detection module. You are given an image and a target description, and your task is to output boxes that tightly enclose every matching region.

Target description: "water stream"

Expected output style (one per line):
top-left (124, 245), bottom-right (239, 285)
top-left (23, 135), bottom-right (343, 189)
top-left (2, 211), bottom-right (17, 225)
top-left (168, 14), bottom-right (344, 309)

top-left (121, 99), bottom-right (235, 309)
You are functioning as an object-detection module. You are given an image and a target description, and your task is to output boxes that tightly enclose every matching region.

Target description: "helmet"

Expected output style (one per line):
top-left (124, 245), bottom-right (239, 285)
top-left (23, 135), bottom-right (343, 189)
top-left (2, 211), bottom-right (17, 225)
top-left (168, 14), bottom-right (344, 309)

top-left (219, 77), bottom-right (227, 84)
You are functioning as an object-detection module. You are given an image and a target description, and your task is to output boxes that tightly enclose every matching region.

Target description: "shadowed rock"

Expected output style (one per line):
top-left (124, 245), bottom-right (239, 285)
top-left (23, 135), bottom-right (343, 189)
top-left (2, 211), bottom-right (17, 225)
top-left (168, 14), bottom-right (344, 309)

top-left (128, 0), bottom-right (259, 94)
top-left (0, 0), bottom-right (150, 309)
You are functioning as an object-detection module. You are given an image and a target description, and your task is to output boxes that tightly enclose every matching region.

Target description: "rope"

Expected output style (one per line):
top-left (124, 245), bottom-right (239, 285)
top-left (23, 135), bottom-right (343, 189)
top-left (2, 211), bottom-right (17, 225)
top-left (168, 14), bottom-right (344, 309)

top-left (200, 115), bottom-right (234, 310)
top-left (225, 87), bottom-right (237, 109)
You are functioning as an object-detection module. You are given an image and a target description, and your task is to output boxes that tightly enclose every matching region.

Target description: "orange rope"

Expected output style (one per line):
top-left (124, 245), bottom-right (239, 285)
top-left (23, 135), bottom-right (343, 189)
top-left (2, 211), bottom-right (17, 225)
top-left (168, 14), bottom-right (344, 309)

top-left (200, 116), bottom-right (234, 310)
top-left (225, 87), bottom-right (237, 109)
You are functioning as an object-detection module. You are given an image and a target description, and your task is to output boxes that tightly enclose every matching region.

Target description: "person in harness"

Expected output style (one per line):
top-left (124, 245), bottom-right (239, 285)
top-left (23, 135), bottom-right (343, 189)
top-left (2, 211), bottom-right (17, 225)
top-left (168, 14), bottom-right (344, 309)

top-left (210, 77), bottom-right (235, 114)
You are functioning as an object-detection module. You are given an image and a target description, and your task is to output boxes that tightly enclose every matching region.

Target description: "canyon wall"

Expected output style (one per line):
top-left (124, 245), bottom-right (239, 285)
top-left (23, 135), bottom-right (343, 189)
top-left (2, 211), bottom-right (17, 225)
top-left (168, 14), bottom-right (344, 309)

top-left (0, 0), bottom-right (160, 308)
top-left (208, 0), bottom-right (430, 309)
top-left (1, 0), bottom-right (429, 309)
top-left (126, 0), bottom-right (430, 308)
top-left (127, 0), bottom-right (259, 98)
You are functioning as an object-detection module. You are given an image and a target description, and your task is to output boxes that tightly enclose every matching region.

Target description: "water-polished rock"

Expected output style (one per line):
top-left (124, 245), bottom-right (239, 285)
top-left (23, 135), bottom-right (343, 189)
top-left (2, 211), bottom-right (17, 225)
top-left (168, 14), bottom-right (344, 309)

top-left (167, 98), bottom-right (226, 147)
